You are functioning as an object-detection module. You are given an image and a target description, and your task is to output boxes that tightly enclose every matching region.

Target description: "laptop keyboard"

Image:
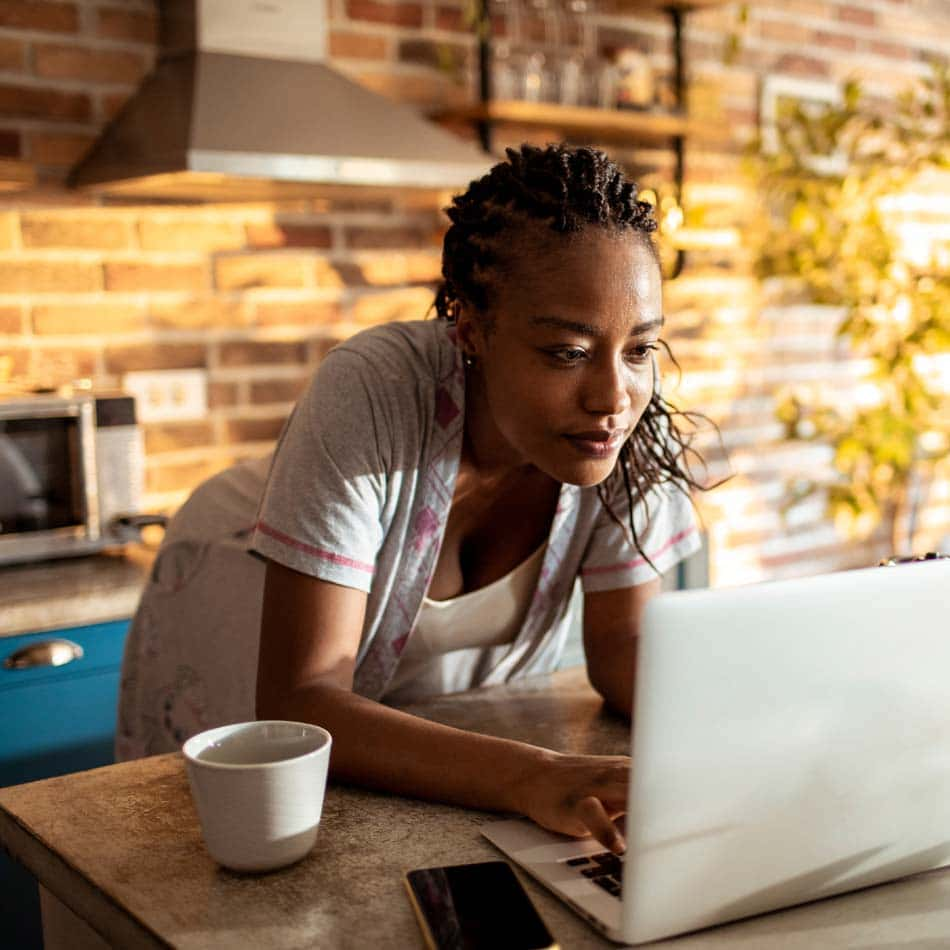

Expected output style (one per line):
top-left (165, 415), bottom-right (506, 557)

top-left (565, 851), bottom-right (624, 898)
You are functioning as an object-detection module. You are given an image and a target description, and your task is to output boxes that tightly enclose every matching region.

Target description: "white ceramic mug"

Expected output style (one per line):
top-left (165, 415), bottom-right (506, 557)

top-left (182, 720), bottom-right (332, 872)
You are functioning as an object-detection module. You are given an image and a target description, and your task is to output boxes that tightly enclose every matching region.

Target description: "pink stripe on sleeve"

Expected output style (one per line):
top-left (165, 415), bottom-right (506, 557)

top-left (255, 520), bottom-right (375, 574)
top-left (580, 524), bottom-right (698, 578)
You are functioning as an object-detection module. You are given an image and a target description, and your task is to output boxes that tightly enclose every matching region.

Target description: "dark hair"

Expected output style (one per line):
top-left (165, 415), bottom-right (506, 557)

top-left (434, 143), bottom-right (717, 573)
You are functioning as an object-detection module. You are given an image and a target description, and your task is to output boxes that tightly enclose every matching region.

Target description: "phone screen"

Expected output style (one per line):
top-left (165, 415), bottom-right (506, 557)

top-left (404, 860), bottom-right (558, 950)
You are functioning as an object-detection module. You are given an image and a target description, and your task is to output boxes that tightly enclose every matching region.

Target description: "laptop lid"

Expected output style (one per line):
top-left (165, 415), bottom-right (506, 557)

top-left (624, 559), bottom-right (950, 943)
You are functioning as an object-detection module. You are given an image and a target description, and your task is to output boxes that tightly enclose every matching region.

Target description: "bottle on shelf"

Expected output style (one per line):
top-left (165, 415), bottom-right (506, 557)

top-left (595, 56), bottom-right (620, 110)
top-left (522, 0), bottom-right (558, 102)
top-left (488, 0), bottom-right (521, 100)
top-left (555, 0), bottom-right (592, 107)
top-left (613, 46), bottom-right (656, 110)
top-left (484, 0), bottom-right (661, 115)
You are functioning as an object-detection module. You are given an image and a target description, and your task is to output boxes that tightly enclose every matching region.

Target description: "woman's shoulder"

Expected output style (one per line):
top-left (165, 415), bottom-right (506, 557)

top-left (294, 318), bottom-right (463, 452)
top-left (324, 318), bottom-right (458, 384)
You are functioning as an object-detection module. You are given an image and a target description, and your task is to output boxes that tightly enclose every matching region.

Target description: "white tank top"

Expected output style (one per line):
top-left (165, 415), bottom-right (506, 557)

top-left (384, 542), bottom-right (547, 701)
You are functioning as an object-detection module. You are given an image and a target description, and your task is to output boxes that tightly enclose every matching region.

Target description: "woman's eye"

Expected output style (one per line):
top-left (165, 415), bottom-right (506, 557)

top-left (548, 347), bottom-right (587, 365)
top-left (625, 343), bottom-right (658, 364)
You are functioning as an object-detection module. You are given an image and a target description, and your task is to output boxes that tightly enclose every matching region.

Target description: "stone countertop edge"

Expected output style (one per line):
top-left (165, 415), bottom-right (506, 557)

top-left (0, 802), bottom-right (167, 949)
top-left (0, 671), bottom-right (614, 950)
top-left (0, 547), bottom-right (154, 639)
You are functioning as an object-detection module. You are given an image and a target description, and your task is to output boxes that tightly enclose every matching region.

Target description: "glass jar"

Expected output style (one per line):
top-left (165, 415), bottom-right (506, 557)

top-left (489, 0), bottom-right (521, 101)
top-left (614, 47), bottom-right (655, 110)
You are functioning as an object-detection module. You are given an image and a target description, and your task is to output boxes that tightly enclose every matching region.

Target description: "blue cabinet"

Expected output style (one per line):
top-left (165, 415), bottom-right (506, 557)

top-left (0, 618), bottom-right (131, 949)
top-left (0, 619), bottom-right (130, 786)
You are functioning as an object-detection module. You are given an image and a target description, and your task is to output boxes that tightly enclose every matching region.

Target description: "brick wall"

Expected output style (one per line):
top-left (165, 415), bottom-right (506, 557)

top-left (0, 0), bottom-right (947, 584)
top-left (673, 0), bottom-right (950, 581)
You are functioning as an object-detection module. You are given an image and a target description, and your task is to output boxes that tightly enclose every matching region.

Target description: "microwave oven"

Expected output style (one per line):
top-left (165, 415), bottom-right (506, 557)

top-left (0, 393), bottom-right (151, 566)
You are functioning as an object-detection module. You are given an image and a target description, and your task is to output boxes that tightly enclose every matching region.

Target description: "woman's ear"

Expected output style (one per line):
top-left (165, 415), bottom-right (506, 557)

top-left (454, 305), bottom-right (485, 361)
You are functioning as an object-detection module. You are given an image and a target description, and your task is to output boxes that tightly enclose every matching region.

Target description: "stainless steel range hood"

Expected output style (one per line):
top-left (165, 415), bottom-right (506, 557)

top-left (69, 0), bottom-right (491, 201)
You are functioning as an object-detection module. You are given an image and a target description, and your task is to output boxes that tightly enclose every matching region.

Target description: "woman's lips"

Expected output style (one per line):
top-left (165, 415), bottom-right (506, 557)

top-left (564, 430), bottom-right (626, 458)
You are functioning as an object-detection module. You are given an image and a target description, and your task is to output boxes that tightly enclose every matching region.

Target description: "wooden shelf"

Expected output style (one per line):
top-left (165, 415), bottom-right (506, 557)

top-left (435, 100), bottom-right (712, 146)
top-left (0, 159), bottom-right (36, 192)
top-left (612, 0), bottom-right (734, 9)
top-left (458, 1), bottom-right (731, 277)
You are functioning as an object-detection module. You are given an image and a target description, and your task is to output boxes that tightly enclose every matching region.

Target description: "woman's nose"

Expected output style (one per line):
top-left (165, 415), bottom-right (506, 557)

top-left (583, 359), bottom-right (632, 417)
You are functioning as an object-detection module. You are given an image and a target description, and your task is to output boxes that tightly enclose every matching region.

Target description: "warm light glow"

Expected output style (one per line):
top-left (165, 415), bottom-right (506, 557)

top-left (673, 227), bottom-right (741, 249)
top-left (834, 507), bottom-right (878, 540)
top-left (892, 294), bottom-right (912, 327)
top-left (878, 191), bottom-right (950, 216)
top-left (853, 381), bottom-right (885, 408)
top-left (684, 183), bottom-right (747, 206)
top-left (920, 430), bottom-right (949, 454)
top-left (661, 202), bottom-right (684, 233)
top-left (913, 354), bottom-right (950, 394)
top-left (893, 222), bottom-right (946, 268)
top-left (878, 170), bottom-right (950, 270)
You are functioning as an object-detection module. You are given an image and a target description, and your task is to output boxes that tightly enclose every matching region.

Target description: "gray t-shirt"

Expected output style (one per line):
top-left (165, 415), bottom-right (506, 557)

top-left (250, 318), bottom-right (700, 699)
top-left (116, 319), bottom-right (699, 760)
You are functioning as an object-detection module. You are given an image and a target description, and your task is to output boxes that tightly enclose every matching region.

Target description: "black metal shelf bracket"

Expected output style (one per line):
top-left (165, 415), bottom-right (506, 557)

top-left (669, 5), bottom-right (686, 279)
top-left (477, 0), bottom-right (493, 152)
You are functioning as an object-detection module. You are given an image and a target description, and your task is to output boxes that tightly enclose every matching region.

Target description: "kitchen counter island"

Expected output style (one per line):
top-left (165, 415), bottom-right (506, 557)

top-left (4, 667), bottom-right (950, 949)
top-left (0, 546), bottom-right (153, 639)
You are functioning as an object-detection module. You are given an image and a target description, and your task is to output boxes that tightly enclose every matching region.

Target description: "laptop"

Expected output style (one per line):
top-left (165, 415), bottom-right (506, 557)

top-left (482, 559), bottom-right (950, 944)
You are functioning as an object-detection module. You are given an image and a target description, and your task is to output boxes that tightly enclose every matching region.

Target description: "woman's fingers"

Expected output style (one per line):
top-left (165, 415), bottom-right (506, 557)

top-left (518, 753), bottom-right (630, 850)
top-left (592, 770), bottom-right (629, 815)
top-left (576, 795), bottom-right (626, 854)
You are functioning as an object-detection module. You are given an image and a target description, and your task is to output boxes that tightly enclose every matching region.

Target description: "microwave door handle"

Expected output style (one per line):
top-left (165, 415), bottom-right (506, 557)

top-left (109, 513), bottom-right (168, 531)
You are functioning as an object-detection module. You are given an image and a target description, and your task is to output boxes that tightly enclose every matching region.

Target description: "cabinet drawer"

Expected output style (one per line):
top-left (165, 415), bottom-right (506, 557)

top-left (0, 619), bottom-right (130, 787)
top-left (0, 619), bottom-right (129, 690)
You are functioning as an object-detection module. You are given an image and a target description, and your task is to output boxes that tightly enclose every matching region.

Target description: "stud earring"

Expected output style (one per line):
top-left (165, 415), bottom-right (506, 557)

top-left (462, 353), bottom-right (477, 369)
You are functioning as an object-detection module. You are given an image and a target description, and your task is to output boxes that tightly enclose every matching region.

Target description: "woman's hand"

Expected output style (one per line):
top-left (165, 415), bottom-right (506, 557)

top-left (509, 751), bottom-right (630, 854)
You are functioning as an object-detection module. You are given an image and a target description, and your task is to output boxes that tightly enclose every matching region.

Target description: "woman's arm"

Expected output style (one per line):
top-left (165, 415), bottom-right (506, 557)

top-left (582, 577), bottom-right (661, 718)
top-left (257, 559), bottom-right (629, 853)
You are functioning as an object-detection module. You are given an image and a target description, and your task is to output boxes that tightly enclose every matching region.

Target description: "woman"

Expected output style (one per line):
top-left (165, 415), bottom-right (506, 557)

top-left (117, 144), bottom-right (705, 856)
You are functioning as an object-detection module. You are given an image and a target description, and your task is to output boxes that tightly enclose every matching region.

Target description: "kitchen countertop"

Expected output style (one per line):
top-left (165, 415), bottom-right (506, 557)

top-left (0, 547), bottom-right (153, 638)
top-left (5, 667), bottom-right (950, 949)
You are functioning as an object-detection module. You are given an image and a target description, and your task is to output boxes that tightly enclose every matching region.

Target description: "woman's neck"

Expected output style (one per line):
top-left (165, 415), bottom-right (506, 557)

top-left (462, 371), bottom-right (537, 485)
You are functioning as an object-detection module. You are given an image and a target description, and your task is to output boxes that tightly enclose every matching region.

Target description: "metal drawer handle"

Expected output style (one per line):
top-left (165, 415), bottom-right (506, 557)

top-left (3, 639), bottom-right (85, 670)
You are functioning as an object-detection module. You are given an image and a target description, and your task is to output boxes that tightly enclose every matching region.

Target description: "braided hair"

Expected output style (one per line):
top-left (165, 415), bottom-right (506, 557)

top-left (434, 143), bottom-right (713, 573)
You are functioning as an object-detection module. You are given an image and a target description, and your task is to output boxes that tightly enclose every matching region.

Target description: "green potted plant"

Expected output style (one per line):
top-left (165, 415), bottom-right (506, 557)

top-left (751, 63), bottom-right (950, 554)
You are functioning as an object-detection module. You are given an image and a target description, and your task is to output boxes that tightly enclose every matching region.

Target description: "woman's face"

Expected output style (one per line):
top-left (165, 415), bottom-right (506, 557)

top-left (458, 227), bottom-right (663, 488)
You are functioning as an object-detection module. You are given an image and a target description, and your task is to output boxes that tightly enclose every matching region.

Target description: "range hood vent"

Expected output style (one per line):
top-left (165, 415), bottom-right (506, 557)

top-left (70, 0), bottom-right (491, 201)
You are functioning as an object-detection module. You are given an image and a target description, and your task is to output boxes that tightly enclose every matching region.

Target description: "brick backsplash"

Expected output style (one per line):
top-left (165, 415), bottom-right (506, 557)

top-left (0, 0), bottom-right (948, 583)
top-left (0, 2), bottom-right (81, 34)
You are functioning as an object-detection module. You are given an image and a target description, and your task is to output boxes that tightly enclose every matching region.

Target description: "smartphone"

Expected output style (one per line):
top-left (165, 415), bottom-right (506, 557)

top-left (404, 860), bottom-right (559, 950)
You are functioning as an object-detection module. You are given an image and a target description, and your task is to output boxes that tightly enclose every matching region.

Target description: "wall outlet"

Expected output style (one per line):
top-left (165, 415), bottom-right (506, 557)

top-left (123, 369), bottom-right (208, 423)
